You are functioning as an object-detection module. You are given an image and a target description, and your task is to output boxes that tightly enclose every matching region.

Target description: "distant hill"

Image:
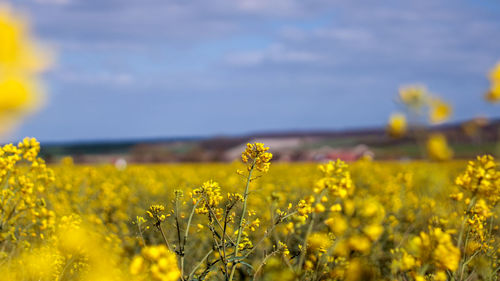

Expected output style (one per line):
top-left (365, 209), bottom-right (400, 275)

top-left (39, 119), bottom-right (500, 163)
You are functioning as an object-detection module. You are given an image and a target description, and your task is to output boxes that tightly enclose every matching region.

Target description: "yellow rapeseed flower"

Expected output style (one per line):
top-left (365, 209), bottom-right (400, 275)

top-left (241, 142), bottom-right (273, 172)
top-left (489, 61), bottom-right (500, 82)
top-left (485, 82), bottom-right (500, 103)
top-left (131, 245), bottom-right (180, 281)
top-left (426, 133), bottom-right (453, 161)
top-left (387, 113), bottom-right (407, 138)
top-left (307, 233), bottom-right (332, 253)
top-left (455, 155), bottom-right (500, 205)
top-left (485, 62), bottom-right (500, 103)
top-left (399, 85), bottom-right (428, 110)
top-left (429, 98), bottom-right (452, 124)
top-left (0, 5), bottom-right (50, 135)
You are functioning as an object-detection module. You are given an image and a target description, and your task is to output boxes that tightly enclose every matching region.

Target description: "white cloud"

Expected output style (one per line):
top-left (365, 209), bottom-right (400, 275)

top-left (33, 0), bottom-right (70, 5)
top-left (225, 44), bottom-right (323, 66)
top-left (54, 70), bottom-right (135, 87)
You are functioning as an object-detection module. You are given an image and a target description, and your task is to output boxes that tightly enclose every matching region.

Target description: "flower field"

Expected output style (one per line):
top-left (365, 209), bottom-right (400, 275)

top-left (1, 3), bottom-right (500, 281)
top-left (0, 139), bottom-right (498, 281)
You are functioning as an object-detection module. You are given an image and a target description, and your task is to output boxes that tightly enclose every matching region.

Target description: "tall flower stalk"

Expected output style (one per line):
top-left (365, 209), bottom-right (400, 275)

top-left (228, 143), bottom-right (272, 281)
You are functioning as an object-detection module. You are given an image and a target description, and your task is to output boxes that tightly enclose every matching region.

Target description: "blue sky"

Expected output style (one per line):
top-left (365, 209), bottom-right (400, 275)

top-left (8, 0), bottom-right (500, 142)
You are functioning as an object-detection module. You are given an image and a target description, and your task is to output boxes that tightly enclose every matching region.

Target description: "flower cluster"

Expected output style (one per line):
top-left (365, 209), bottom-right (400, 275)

top-left (455, 155), bottom-right (500, 205)
top-left (0, 138), bottom-right (55, 249)
top-left (397, 85), bottom-right (452, 125)
top-left (191, 180), bottom-right (223, 215)
top-left (467, 199), bottom-right (492, 243)
top-left (388, 84), bottom-right (454, 161)
top-left (325, 197), bottom-right (385, 256)
top-left (241, 142), bottom-right (273, 173)
top-left (146, 204), bottom-right (166, 223)
top-left (393, 227), bottom-right (460, 280)
top-left (130, 245), bottom-right (180, 281)
top-left (314, 159), bottom-right (354, 198)
top-left (296, 199), bottom-right (313, 219)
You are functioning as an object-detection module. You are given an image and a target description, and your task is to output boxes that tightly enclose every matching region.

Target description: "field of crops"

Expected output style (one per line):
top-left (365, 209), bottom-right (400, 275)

top-left (0, 139), bottom-right (498, 281)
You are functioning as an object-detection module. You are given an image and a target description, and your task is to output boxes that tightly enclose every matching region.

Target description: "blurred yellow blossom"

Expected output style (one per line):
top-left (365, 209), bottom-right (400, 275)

top-left (0, 5), bottom-right (50, 135)
top-left (485, 82), bottom-right (500, 103)
top-left (426, 133), bottom-right (453, 161)
top-left (429, 98), bottom-right (452, 124)
top-left (488, 61), bottom-right (500, 82)
top-left (130, 245), bottom-right (180, 281)
top-left (485, 62), bottom-right (500, 103)
top-left (387, 113), bottom-right (407, 138)
top-left (399, 85), bottom-right (428, 110)
top-left (307, 233), bottom-right (332, 253)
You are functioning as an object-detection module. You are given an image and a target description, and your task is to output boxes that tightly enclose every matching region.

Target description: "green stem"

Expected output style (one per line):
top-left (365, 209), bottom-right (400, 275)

top-left (188, 249), bottom-right (214, 280)
top-left (297, 212), bottom-right (316, 271)
top-left (228, 161), bottom-right (255, 281)
top-left (174, 198), bottom-right (185, 281)
top-left (252, 250), bottom-right (279, 280)
top-left (296, 189), bottom-right (327, 273)
top-left (181, 200), bottom-right (200, 280)
top-left (157, 223), bottom-right (172, 252)
top-left (457, 197), bottom-right (476, 250)
top-left (455, 196), bottom-right (477, 280)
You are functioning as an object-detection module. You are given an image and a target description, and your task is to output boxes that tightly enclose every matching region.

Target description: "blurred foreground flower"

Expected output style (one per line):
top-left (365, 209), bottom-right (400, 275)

top-left (0, 5), bottom-right (50, 135)
top-left (130, 245), bottom-right (180, 281)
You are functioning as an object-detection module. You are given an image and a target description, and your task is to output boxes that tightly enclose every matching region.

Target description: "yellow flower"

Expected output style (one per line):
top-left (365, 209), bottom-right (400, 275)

top-left (147, 204), bottom-right (166, 222)
top-left (325, 214), bottom-right (347, 236)
top-left (0, 6), bottom-right (50, 72)
top-left (192, 180), bottom-right (223, 215)
top-left (129, 256), bottom-right (145, 275)
top-left (241, 142), bottom-right (273, 172)
top-left (429, 98), bottom-right (452, 124)
top-left (485, 82), bottom-right (500, 103)
top-left (400, 251), bottom-right (416, 271)
top-left (431, 228), bottom-right (460, 271)
top-left (132, 245), bottom-right (180, 281)
top-left (315, 160), bottom-right (354, 198)
top-left (486, 62), bottom-right (500, 103)
top-left (278, 241), bottom-right (290, 256)
top-left (314, 203), bottom-right (325, 213)
top-left (405, 228), bottom-right (460, 273)
top-left (455, 155), bottom-right (500, 205)
top-left (330, 203), bottom-right (342, 212)
top-left (307, 233), bottom-right (331, 253)
top-left (387, 113), bottom-right (407, 138)
top-left (296, 199), bottom-right (312, 219)
top-left (0, 5), bottom-right (49, 135)
top-left (348, 235), bottom-right (371, 253)
top-left (362, 224), bottom-right (384, 241)
top-left (426, 133), bottom-right (453, 161)
top-left (399, 85), bottom-right (428, 110)
top-left (489, 61), bottom-right (500, 82)
top-left (434, 271), bottom-right (447, 281)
